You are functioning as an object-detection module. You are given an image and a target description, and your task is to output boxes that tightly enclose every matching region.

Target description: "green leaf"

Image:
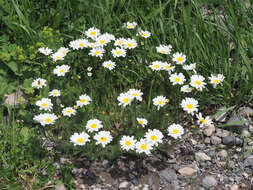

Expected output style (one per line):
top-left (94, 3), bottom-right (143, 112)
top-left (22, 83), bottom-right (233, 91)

top-left (219, 119), bottom-right (248, 128)
top-left (20, 127), bottom-right (30, 143)
top-left (6, 61), bottom-right (22, 76)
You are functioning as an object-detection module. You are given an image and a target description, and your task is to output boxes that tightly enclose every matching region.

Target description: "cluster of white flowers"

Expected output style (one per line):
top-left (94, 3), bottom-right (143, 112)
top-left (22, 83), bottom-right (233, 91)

top-left (117, 89), bottom-right (143, 107)
top-left (51, 47), bottom-right (69, 62)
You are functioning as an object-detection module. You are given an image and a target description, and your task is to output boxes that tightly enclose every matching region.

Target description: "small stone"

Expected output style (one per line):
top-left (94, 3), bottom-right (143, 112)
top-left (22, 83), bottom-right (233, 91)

top-left (190, 138), bottom-right (197, 145)
top-left (203, 125), bottom-right (215, 136)
top-left (204, 137), bottom-right (210, 144)
top-left (225, 116), bottom-right (247, 131)
top-left (222, 136), bottom-right (243, 146)
top-left (240, 183), bottom-right (247, 188)
top-left (218, 149), bottom-right (228, 158)
top-left (195, 152), bottom-right (211, 161)
top-left (249, 125), bottom-right (253, 133)
top-left (215, 128), bottom-right (229, 138)
top-left (238, 106), bottom-right (253, 117)
top-left (248, 140), bottom-right (253, 146)
top-left (159, 168), bottom-right (177, 182)
top-left (178, 167), bottom-right (197, 177)
top-left (202, 176), bottom-right (217, 188)
top-left (55, 184), bottom-right (66, 190)
top-left (119, 181), bottom-right (130, 189)
top-left (244, 155), bottom-right (253, 168)
top-left (242, 129), bottom-right (250, 137)
top-left (211, 136), bottom-right (222, 145)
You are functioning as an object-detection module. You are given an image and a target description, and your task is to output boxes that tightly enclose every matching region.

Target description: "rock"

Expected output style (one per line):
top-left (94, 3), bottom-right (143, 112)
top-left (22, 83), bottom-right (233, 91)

top-left (222, 136), bottom-right (243, 146)
top-left (190, 138), bottom-right (197, 145)
top-left (148, 173), bottom-right (160, 190)
top-left (241, 129), bottom-right (250, 137)
top-left (159, 168), bottom-right (177, 182)
top-left (215, 107), bottom-right (227, 122)
top-left (240, 183), bottom-right (247, 188)
top-left (202, 176), bottom-right (217, 188)
top-left (204, 137), bottom-right (210, 144)
top-left (211, 136), bottom-right (222, 145)
top-left (225, 116), bottom-right (247, 131)
top-left (195, 152), bottom-right (211, 161)
top-left (203, 125), bottom-right (215, 136)
top-left (238, 106), bottom-right (253, 117)
top-left (119, 181), bottom-right (130, 189)
top-left (244, 155), bottom-right (253, 168)
top-left (249, 125), bottom-right (253, 132)
top-left (218, 149), bottom-right (228, 158)
top-left (178, 167), bottom-right (197, 177)
top-left (55, 184), bottom-right (66, 190)
top-left (215, 128), bottom-right (229, 138)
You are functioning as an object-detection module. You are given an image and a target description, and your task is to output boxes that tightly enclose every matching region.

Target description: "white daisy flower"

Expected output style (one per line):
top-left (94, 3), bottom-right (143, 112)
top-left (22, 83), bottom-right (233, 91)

top-left (138, 30), bottom-right (151, 38)
top-left (190, 74), bottom-right (206, 91)
top-left (208, 74), bottom-right (225, 88)
top-left (137, 118), bottom-right (148, 127)
top-left (95, 35), bottom-right (111, 47)
top-left (111, 47), bottom-right (126, 58)
top-left (181, 97), bottom-right (199, 115)
top-left (127, 89), bottom-right (143, 101)
top-left (156, 45), bottom-right (172, 55)
top-left (70, 132), bottom-right (90, 146)
top-left (49, 89), bottom-right (61, 97)
top-left (53, 65), bottom-right (70, 76)
top-left (87, 72), bottom-right (92, 77)
top-left (85, 27), bottom-right (100, 39)
top-left (77, 39), bottom-right (90, 49)
top-left (38, 47), bottom-right (52, 55)
top-left (86, 119), bottom-right (103, 133)
top-left (102, 33), bottom-right (115, 41)
top-left (196, 112), bottom-right (213, 128)
top-left (162, 63), bottom-right (175, 74)
top-left (144, 129), bottom-right (163, 146)
top-left (35, 98), bottom-right (53, 111)
top-left (33, 113), bottom-right (57, 126)
top-left (69, 40), bottom-right (80, 50)
top-left (120, 136), bottom-right (136, 151)
top-left (117, 92), bottom-right (133, 107)
top-left (94, 131), bottom-right (113, 147)
top-left (76, 94), bottom-right (91, 107)
top-left (114, 38), bottom-right (126, 47)
top-left (168, 123), bottom-right (184, 139)
top-left (180, 85), bottom-right (192, 93)
top-left (57, 47), bottom-right (69, 56)
top-left (87, 67), bottom-right (93, 71)
top-left (51, 52), bottom-right (65, 62)
top-left (183, 63), bottom-right (196, 72)
top-left (62, 107), bottom-right (76, 117)
top-left (102, 60), bottom-right (116, 70)
top-left (32, 78), bottom-right (46, 89)
top-left (124, 38), bottom-right (137, 49)
top-left (89, 47), bottom-right (105, 59)
top-left (149, 61), bottom-right (164, 71)
top-left (124, 22), bottom-right (137, 29)
top-left (172, 52), bottom-right (186, 65)
top-left (169, 73), bottom-right (186, 85)
top-left (152, 96), bottom-right (168, 110)
top-left (135, 139), bottom-right (153, 155)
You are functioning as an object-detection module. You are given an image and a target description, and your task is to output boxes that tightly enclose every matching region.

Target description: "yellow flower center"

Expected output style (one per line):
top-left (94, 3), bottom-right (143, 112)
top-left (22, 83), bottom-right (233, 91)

top-left (141, 33), bottom-right (148, 37)
top-left (132, 93), bottom-right (138, 96)
top-left (195, 81), bottom-right (201, 85)
top-left (151, 135), bottom-right (157, 141)
top-left (138, 120), bottom-right (143, 124)
top-left (90, 31), bottom-right (96, 36)
top-left (79, 43), bottom-right (85, 47)
top-left (200, 118), bottom-right (206, 124)
top-left (214, 79), bottom-right (219, 84)
top-left (177, 57), bottom-right (183, 62)
top-left (45, 118), bottom-right (52, 123)
top-left (161, 50), bottom-right (166, 54)
top-left (53, 92), bottom-right (58, 95)
top-left (91, 123), bottom-right (97, 128)
top-left (42, 103), bottom-right (48, 107)
top-left (80, 99), bottom-right (86, 103)
top-left (158, 100), bottom-right (163, 105)
top-left (100, 40), bottom-right (105, 44)
top-left (62, 50), bottom-right (66, 55)
top-left (123, 98), bottom-right (129, 103)
top-left (107, 64), bottom-right (111, 67)
top-left (154, 65), bottom-right (160, 69)
top-left (95, 51), bottom-right (100, 55)
top-left (116, 51), bottom-right (122, 55)
top-left (77, 138), bottom-right (84, 143)
top-left (127, 25), bottom-right (134, 28)
top-left (66, 110), bottom-right (72, 113)
top-left (56, 56), bottom-right (61, 60)
top-left (125, 141), bottom-right (132, 146)
top-left (187, 104), bottom-right (193, 109)
top-left (127, 43), bottom-right (133, 47)
top-left (100, 137), bottom-right (107, 142)
top-left (118, 41), bottom-right (123, 45)
top-left (172, 129), bottom-right (179, 134)
top-left (174, 78), bottom-right (181, 82)
top-left (59, 69), bottom-right (65, 73)
top-left (140, 144), bottom-right (147, 150)
top-left (165, 66), bottom-right (171, 70)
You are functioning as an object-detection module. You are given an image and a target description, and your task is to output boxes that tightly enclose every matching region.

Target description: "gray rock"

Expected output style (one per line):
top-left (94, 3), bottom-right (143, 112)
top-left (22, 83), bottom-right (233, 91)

top-left (218, 149), bottom-right (228, 158)
top-left (225, 116), bottom-right (247, 130)
top-left (159, 168), bottom-right (177, 182)
top-left (230, 184), bottom-right (239, 190)
top-left (195, 152), bottom-right (211, 161)
top-left (55, 184), bottom-right (66, 190)
top-left (238, 106), bottom-right (253, 117)
top-left (242, 129), bottom-right (250, 137)
top-left (203, 125), bottom-right (216, 136)
top-left (202, 176), bottom-right (217, 188)
top-left (244, 155), bottom-right (253, 168)
top-left (249, 125), bottom-right (253, 132)
top-left (211, 136), bottom-right (222, 145)
top-left (119, 181), bottom-right (130, 189)
top-left (148, 173), bottom-right (160, 190)
top-left (222, 136), bottom-right (243, 146)
top-left (178, 167), bottom-right (197, 177)
top-left (204, 137), bottom-right (211, 144)
top-left (215, 128), bottom-right (229, 138)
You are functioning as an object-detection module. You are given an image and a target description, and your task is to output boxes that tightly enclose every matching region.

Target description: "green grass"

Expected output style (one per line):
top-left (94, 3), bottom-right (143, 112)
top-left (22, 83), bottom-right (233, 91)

top-left (0, 0), bottom-right (252, 187)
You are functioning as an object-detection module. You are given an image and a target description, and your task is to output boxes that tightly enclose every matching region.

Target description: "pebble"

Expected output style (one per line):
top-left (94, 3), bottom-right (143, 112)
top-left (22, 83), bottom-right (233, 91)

top-left (55, 184), bottom-right (66, 190)
top-left (238, 106), bottom-right (253, 117)
top-left (190, 138), bottom-right (197, 145)
top-left (159, 168), bottom-right (177, 182)
top-left (202, 176), bottom-right (217, 188)
top-left (119, 181), bottom-right (130, 189)
top-left (215, 128), bottom-right (229, 138)
top-left (203, 125), bottom-right (215, 136)
top-left (211, 136), bottom-right (222, 145)
top-left (218, 149), bottom-right (228, 158)
top-left (244, 155), bottom-right (253, 168)
top-left (222, 136), bottom-right (243, 146)
top-left (195, 152), bottom-right (211, 161)
top-left (204, 137), bottom-right (211, 144)
top-left (249, 125), bottom-right (253, 132)
top-left (178, 167), bottom-right (197, 177)
top-left (241, 129), bottom-right (250, 137)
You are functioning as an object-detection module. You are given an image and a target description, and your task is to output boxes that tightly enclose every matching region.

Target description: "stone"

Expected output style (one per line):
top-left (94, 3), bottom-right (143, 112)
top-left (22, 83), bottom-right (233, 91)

top-left (190, 138), bottom-right (197, 145)
top-left (238, 106), bottom-right (253, 117)
top-left (222, 136), bottom-right (243, 146)
top-left (178, 167), bottom-right (197, 177)
top-left (211, 136), bottom-right (222, 145)
top-left (148, 173), bottom-right (160, 190)
top-left (218, 149), bottom-right (228, 158)
top-left (55, 184), bottom-right (66, 190)
top-left (249, 125), bottom-right (253, 132)
top-left (244, 155), bottom-right (253, 168)
top-left (159, 168), bottom-right (177, 182)
top-left (225, 116), bottom-right (247, 131)
top-left (195, 152), bottom-right (211, 161)
top-left (204, 137), bottom-right (210, 144)
top-left (241, 129), bottom-right (250, 137)
top-left (215, 128), bottom-right (229, 138)
top-left (202, 176), bottom-right (217, 188)
top-left (203, 125), bottom-right (215, 136)
top-left (119, 181), bottom-right (130, 189)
